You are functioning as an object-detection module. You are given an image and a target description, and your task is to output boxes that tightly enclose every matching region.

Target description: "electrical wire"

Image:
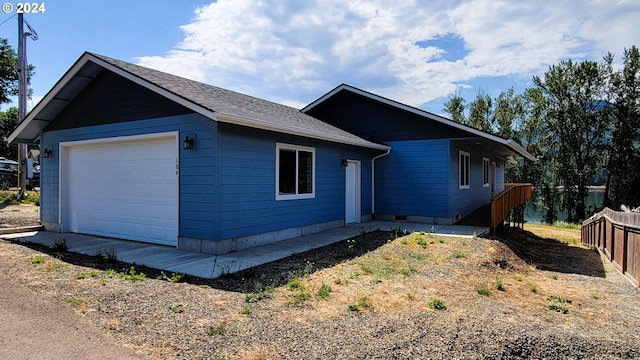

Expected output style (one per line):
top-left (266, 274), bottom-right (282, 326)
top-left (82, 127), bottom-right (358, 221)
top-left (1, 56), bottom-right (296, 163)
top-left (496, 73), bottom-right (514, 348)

top-left (0, 14), bottom-right (16, 27)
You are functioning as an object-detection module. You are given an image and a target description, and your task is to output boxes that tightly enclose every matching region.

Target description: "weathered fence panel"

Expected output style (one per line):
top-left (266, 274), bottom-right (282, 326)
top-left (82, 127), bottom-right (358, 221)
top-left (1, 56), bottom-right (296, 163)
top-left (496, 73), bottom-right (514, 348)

top-left (582, 208), bottom-right (640, 287)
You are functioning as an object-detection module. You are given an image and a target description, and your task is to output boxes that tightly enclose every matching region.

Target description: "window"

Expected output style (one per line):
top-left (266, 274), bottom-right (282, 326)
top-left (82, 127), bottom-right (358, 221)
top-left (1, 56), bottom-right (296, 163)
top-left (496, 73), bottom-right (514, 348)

top-left (276, 143), bottom-right (315, 200)
top-left (482, 157), bottom-right (490, 187)
top-left (459, 151), bottom-right (470, 189)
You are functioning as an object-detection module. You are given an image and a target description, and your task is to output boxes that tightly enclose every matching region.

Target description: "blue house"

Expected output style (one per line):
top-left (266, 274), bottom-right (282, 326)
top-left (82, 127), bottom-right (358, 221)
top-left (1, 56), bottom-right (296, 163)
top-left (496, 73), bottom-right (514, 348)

top-left (302, 84), bottom-right (535, 225)
top-left (9, 53), bottom-right (532, 254)
top-left (9, 53), bottom-right (390, 254)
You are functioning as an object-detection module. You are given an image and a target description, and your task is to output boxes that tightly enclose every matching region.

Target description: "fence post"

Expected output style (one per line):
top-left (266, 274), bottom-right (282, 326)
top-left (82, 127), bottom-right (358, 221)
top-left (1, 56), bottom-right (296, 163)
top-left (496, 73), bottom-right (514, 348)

top-left (622, 226), bottom-right (628, 274)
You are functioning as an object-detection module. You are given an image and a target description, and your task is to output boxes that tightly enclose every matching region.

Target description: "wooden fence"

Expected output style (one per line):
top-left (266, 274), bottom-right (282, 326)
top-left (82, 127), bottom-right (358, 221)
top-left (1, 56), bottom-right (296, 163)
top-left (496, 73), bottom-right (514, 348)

top-left (491, 183), bottom-right (532, 235)
top-left (581, 208), bottom-right (640, 287)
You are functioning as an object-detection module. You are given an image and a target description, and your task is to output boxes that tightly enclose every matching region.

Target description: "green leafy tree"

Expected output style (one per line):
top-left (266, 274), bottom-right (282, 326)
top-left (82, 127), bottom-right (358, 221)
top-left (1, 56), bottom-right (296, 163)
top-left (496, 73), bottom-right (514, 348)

top-left (0, 38), bottom-right (19, 105)
top-left (467, 91), bottom-right (493, 133)
top-left (443, 93), bottom-right (467, 124)
top-left (0, 107), bottom-right (18, 159)
top-left (604, 46), bottom-right (640, 208)
top-left (493, 88), bottom-right (524, 139)
top-left (0, 38), bottom-right (34, 160)
top-left (534, 59), bottom-right (612, 222)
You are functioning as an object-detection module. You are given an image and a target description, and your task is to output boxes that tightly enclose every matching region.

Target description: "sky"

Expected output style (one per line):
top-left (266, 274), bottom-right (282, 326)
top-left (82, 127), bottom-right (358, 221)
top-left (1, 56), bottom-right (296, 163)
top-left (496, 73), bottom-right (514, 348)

top-left (1, 0), bottom-right (639, 116)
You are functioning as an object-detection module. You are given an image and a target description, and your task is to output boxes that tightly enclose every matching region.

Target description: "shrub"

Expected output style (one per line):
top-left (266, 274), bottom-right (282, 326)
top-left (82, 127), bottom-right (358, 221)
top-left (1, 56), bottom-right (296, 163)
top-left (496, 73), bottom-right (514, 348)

top-left (244, 284), bottom-right (275, 303)
top-left (120, 266), bottom-right (146, 283)
top-left (29, 255), bottom-right (46, 264)
top-left (168, 304), bottom-right (184, 313)
top-left (52, 238), bottom-right (68, 252)
top-left (475, 284), bottom-right (491, 296)
top-left (157, 271), bottom-right (186, 283)
top-left (348, 295), bottom-right (372, 312)
top-left (316, 284), bottom-right (332, 300)
top-left (548, 304), bottom-right (569, 314)
top-left (549, 295), bottom-right (572, 303)
top-left (453, 251), bottom-right (467, 259)
top-left (428, 298), bottom-right (447, 310)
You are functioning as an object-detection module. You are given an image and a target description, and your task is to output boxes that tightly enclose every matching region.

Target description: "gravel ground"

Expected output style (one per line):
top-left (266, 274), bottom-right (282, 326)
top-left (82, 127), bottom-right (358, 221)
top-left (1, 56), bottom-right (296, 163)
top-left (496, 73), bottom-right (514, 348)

top-left (0, 204), bottom-right (40, 228)
top-left (0, 207), bottom-right (639, 359)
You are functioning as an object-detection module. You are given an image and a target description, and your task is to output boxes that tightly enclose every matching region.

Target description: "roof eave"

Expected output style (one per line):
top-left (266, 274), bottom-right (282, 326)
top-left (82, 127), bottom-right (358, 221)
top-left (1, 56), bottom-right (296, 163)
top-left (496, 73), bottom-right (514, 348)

top-left (303, 84), bottom-right (536, 160)
top-left (216, 112), bottom-right (390, 151)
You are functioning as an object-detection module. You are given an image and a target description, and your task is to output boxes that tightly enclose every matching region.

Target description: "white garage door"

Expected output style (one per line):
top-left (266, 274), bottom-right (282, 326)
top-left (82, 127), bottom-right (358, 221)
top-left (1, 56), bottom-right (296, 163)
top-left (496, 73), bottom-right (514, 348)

top-left (64, 134), bottom-right (178, 246)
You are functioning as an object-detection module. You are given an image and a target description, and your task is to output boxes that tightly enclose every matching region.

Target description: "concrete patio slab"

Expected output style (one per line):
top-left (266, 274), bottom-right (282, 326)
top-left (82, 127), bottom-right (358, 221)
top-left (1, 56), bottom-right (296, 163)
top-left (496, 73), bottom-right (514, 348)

top-left (0, 222), bottom-right (488, 279)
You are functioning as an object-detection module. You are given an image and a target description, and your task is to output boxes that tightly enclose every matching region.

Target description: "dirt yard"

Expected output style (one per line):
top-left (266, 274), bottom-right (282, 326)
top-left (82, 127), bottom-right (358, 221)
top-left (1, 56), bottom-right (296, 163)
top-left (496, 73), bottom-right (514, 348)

top-left (0, 222), bottom-right (638, 359)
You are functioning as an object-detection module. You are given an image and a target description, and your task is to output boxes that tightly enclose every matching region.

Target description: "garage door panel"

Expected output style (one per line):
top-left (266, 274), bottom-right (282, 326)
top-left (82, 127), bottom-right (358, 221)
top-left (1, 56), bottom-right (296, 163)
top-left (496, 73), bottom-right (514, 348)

top-left (65, 136), bottom-right (178, 246)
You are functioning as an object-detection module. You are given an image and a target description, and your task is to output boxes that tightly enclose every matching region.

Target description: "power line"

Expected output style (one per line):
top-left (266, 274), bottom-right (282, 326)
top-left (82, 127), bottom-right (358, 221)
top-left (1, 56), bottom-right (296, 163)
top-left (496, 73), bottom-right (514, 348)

top-left (0, 13), bottom-right (16, 27)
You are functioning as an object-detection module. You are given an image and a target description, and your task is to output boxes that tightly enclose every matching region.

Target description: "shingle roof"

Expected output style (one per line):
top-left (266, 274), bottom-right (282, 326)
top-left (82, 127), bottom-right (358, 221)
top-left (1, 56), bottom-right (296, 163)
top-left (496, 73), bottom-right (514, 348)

top-left (89, 53), bottom-right (388, 150)
top-left (303, 83), bottom-right (535, 161)
top-left (8, 52), bottom-right (389, 150)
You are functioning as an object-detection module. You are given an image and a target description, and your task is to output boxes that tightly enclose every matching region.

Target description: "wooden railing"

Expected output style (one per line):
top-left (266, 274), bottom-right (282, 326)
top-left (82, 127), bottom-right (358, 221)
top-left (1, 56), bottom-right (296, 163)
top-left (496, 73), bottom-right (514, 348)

top-left (490, 183), bottom-right (532, 235)
top-left (582, 208), bottom-right (640, 288)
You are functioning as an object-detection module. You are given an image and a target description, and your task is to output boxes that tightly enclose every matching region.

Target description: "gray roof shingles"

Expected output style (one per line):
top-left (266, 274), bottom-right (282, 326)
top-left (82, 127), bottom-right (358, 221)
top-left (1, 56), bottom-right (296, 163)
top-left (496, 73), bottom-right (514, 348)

top-left (91, 53), bottom-right (379, 147)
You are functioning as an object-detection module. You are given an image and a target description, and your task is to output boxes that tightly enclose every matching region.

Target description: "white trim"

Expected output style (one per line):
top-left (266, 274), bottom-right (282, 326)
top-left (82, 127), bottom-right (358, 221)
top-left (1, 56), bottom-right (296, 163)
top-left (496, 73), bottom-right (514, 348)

top-left (459, 150), bottom-right (470, 190)
top-left (59, 131), bottom-right (179, 245)
top-left (345, 159), bottom-right (362, 224)
top-left (58, 131), bottom-right (179, 148)
top-left (275, 142), bottom-right (316, 201)
top-left (482, 157), bottom-right (490, 188)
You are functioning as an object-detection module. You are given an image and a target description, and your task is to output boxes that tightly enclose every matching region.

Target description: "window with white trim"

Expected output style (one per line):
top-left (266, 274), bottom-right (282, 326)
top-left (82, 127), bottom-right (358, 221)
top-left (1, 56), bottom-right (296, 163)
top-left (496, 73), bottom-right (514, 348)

top-left (459, 151), bottom-right (470, 189)
top-left (276, 143), bottom-right (315, 200)
top-left (482, 157), bottom-right (490, 187)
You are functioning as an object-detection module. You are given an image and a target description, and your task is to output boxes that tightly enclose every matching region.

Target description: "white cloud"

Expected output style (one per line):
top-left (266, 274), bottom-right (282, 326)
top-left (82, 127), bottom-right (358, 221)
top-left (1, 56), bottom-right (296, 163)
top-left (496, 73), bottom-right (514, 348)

top-left (136, 0), bottom-right (640, 110)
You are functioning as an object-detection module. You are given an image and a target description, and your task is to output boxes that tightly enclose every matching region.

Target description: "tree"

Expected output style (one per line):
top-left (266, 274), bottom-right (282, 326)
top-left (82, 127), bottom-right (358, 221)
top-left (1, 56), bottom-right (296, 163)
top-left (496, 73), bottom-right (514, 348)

top-left (0, 38), bottom-right (34, 161)
top-left (467, 91), bottom-right (493, 133)
top-left (605, 46), bottom-right (640, 208)
top-left (0, 107), bottom-right (18, 159)
top-left (533, 59), bottom-right (612, 222)
top-left (0, 38), bottom-right (19, 106)
top-left (493, 88), bottom-right (524, 139)
top-left (443, 93), bottom-right (466, 124)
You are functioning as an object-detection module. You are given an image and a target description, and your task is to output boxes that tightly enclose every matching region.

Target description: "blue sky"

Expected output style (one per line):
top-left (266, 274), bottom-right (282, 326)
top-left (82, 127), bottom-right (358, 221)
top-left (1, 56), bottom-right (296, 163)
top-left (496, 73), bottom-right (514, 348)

top-left (1, 0), bottom-right (639, 115)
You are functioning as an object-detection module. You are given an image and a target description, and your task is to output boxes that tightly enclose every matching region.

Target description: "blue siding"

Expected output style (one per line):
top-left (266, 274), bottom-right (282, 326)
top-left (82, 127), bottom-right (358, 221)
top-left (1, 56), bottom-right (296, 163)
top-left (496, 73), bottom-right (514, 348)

top-left (218, 123), bottom-right (377, 239)
top-left (44, 70), bottom-right (191, 131)
top-left (375, 139), bottom-right (450, 217)
top-left (305, 91), bottom-right (472, 142)
top-left (448, 144), bottom-right (503, 218)
top-left (41, 113), bottom-right (220, 240)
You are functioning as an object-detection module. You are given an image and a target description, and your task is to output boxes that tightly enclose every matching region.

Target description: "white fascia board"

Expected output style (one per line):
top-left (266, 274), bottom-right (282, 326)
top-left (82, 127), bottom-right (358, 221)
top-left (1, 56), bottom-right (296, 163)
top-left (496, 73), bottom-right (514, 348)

top-left (216, 112), bottom-right (390, 151)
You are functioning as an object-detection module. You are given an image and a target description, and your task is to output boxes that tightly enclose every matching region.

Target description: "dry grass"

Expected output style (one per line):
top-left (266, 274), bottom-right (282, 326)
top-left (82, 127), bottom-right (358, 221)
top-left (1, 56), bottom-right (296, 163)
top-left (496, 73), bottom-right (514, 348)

top-left (1, 224), bottom-right (639, 359)
top-left (524, 223), bottom-right (583, 246)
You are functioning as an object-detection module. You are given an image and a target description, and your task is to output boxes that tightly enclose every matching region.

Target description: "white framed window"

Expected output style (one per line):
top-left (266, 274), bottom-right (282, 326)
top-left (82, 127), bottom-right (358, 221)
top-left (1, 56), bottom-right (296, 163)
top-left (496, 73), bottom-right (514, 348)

top-left (459, 151), bottom-right (470, 189)
top-left (482, 157), bottom-right (490, 187)
top-left (276, 143), bottom-right (315, 200)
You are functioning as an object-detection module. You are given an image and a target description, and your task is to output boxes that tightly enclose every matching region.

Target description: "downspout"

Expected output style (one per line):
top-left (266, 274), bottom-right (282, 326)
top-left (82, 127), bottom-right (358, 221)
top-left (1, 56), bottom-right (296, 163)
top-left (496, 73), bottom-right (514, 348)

top-left (371, 148), bottom-right (391, 218)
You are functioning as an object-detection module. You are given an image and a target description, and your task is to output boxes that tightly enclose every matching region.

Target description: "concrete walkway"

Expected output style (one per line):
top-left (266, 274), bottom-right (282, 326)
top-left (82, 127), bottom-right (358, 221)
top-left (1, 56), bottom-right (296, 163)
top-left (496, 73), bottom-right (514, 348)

top-left (0, 221), bottom-right (488, 279)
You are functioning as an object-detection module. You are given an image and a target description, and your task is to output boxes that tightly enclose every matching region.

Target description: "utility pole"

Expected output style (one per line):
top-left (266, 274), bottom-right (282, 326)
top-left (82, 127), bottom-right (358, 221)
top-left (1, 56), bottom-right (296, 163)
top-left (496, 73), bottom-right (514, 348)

top-left (17, 13), bottom-right (29, 199)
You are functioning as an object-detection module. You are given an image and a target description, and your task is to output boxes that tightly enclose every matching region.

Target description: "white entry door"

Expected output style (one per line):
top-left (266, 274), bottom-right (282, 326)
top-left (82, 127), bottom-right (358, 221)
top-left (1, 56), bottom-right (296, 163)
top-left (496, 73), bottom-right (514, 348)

top-left (345, 160), bottom-right (361, 224)
top-left (61, 133), bottom-right (178, 246)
